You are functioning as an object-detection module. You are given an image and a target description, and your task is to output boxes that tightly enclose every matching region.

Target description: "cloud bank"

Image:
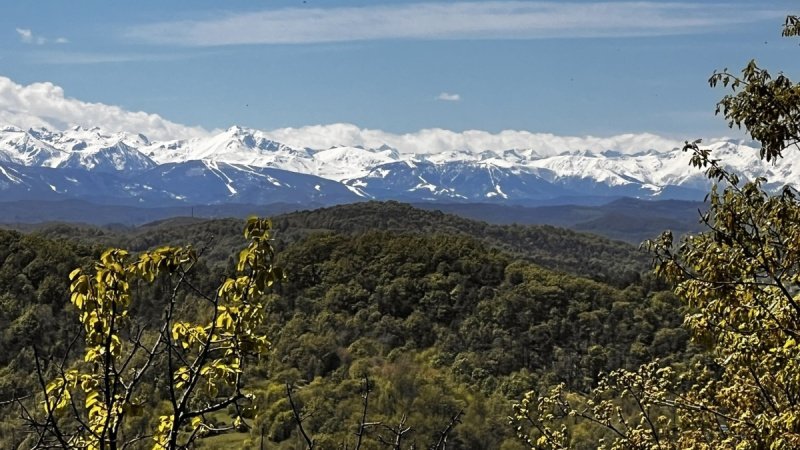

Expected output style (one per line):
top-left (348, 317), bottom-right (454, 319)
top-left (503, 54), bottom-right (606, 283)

top-left (126, 2), bottom-right (783, 46)
top-left (0, 76), bottom-right (688, 155)
top-left (0, 76), bottom-right (209, 140)
top-left (263, 123), bottom-right (685, 156)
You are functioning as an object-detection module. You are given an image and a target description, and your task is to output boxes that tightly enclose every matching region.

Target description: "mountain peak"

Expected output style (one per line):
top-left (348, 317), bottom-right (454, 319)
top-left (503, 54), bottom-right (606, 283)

top-left (226, 125), bottom-right (251, 135)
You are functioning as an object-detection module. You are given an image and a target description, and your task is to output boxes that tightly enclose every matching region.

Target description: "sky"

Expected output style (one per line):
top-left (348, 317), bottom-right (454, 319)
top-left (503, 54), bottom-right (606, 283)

top-left (0, 1), bottom-right (798, 147)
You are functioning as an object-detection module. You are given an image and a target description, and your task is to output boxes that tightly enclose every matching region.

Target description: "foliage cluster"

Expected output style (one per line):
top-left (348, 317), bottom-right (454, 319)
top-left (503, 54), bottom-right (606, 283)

top-left (510, 13), bottom-right (800, 449)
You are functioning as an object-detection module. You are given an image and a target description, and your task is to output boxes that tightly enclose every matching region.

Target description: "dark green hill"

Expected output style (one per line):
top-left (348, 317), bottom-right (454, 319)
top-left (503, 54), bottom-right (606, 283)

top-left (274, 201), bottom-right (651, 286)
top-left (0, 197), bottom-right (705, 244)
top-left (10, 201), bottom-right (650, 287)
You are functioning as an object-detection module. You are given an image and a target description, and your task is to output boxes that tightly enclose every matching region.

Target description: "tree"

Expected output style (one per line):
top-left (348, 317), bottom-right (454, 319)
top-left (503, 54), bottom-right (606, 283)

top-left (511, 14), bottom-right (800, 450)
top-left (22, 217), bottom-right (282, 450)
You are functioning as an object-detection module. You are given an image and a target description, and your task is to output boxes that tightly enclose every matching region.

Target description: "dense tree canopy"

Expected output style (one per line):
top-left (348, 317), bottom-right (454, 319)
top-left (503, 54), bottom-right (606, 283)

top-left (0, 205), bottom-right (685, 449)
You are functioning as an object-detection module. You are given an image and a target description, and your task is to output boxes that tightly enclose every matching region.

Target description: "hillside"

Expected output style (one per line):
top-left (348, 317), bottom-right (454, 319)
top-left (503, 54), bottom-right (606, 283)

top-left (9, 202), bottom-right (651, 287)
top-left (0, 196), bottom-right (705, 245)
top-left (0, 201), bottom-right (686, 449)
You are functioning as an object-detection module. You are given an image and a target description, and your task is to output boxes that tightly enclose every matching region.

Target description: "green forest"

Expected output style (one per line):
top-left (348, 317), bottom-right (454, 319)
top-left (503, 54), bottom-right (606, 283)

top-left (0, 202), bottom-right (689, 449)
top-left (0, 12), bottom-right (798, 450)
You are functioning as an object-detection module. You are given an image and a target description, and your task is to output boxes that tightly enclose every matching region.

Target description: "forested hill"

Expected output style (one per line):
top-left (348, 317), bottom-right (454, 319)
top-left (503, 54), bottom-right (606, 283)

top-left (0, 206), bottom-right (687, 449)
top-left (8, 201), bottom-right (650, 287)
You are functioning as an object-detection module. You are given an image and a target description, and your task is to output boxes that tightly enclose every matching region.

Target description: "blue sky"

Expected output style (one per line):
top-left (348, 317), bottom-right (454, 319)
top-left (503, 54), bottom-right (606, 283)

top-left (1, 1), bottom-right (798, 141)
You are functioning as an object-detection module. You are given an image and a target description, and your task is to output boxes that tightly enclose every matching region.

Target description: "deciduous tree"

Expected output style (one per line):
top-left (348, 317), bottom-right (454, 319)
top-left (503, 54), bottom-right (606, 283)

top-left (26, 217), bottom-right (282, 450)
top-left (511, 13), bottom-right (800, 450)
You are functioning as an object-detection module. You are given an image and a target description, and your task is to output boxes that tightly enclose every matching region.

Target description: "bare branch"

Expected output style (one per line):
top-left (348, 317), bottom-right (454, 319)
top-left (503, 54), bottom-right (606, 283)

top-left (287, 383), bottom-right (315, 449)
top-left (431, 409), bottom-right (463, 450)
top-left (354, 375), bottom-right (371, 450)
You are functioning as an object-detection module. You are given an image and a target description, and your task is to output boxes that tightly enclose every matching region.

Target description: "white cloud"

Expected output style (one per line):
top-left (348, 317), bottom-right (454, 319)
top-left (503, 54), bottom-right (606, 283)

top-left (126, 2), bottom-right (784, 46)
top-left (263, 123), bottom-right (685, 156)
top-left (0, 76), bottom-right (209, 140)
top-left (16, 28), bottom-right (68, 45)
top-left (16, 28), bottom-right (42, 45)
top-left (437, 92), bottom-right (461, 102)
top-left (15, 28), bottom-right (32, 42)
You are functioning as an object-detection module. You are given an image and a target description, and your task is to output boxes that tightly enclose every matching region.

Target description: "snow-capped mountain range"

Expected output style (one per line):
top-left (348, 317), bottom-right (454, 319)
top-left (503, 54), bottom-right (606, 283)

top-left (0, 124), bottom-right (796, 207)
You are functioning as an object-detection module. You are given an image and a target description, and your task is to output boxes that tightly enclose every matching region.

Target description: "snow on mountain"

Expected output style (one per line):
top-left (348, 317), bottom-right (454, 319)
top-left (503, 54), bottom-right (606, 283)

top-left (702, 140), bottom-right (800, 189)
top-left (0, 159), bottom-right (360, 206)
top-left (142, 126), bottom-right (404, 182)
top-left (57, 141), bottom-right (156, 173)
top-left (0, 126), bottom-right (156, 172)
top-left (0, 122), bottom-right (797, 206)
top-left (514, 140), bottom-right (800, 197)
top-left (522, 149), bottom-right (682, 197)
top-left (311, 145), bottom-right (400, 181)
top-left (145, 126), bottom-right (317, 174)
top-left (0, 161), bottom-right (27, 186)
top-left (0, 126), bottom-right (67, 167)
top-left (347, 160), bottom-right (573, 202)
